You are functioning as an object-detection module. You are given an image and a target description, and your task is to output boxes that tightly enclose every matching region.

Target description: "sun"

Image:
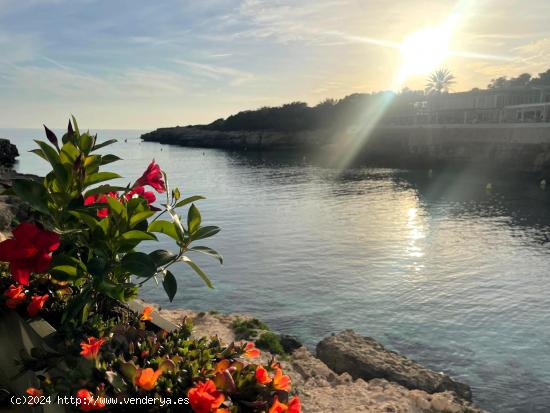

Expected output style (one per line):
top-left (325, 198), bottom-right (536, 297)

top-left (399, 25), bottom-right (452, 77)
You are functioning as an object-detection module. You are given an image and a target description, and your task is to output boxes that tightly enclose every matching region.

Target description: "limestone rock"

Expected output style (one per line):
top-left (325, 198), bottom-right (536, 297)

top-left (317, 330), bottom-right (472, 401)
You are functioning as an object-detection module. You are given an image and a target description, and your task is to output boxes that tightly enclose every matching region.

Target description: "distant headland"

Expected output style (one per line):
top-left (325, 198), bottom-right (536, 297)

top-left (141, 69), bottom-right (550, 173)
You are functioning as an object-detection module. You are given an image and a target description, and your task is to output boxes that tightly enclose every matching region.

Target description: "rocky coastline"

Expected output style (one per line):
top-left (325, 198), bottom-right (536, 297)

top-left (151, 302), bottom-right (487, 413)
top-left (141, 124), bottom-right (550, 173)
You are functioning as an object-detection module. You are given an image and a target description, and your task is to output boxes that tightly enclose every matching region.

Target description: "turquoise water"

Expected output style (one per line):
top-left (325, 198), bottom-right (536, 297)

top-left (4, 128), bottom-right (550, 412)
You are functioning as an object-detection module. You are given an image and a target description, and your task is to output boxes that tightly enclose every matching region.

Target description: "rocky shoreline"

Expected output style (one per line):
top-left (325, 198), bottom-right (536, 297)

top-left (141, 124), bottom-right (550, 173)
top-left (150, 302), bottom-right (487, 413)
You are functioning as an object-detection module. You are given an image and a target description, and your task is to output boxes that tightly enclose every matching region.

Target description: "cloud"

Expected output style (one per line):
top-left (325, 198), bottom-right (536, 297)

top-left (173, 58), bottom-right (254, 85)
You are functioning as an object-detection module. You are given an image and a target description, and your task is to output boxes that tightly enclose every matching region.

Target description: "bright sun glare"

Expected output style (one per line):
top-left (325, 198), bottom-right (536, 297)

top-left (400, 25), bottom-right (452, 77)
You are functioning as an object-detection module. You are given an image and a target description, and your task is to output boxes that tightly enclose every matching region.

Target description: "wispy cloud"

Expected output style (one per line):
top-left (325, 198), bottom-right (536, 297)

top-left (173, 58), bottom-right (254, 85)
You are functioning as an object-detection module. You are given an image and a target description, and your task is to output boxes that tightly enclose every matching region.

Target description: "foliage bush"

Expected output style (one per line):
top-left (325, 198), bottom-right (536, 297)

top-left (232, 318), bottom-right (269, 340)
top-left (0, 119), bottom-right (301, 412)
top-left (255, 333), bottom-right (285, 356)
top-left (1, 117), bottom-right (222, 325)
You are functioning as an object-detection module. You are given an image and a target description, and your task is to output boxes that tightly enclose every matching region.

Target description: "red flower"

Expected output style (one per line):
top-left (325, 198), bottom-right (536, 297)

top-left (188, 380), bottom-right (224, 413)
top-left (27, 294), bottom-right (48, 317)
top-left (135, 160), bottom-right (165, 193)
top-left (84, 192), bottom-right (117, 218)
top-left (4, 284), bottom-right (26, 308)
top-left (0, 223), bottom-right (60, 286)
top-left (125, 186), bottom-right (156, 206)
top-left (255, 366), bottom-right (272, 384)
top-left (269, 396), bottom-right (301, 413)
top-left (272, 367), bottom-right (291, 392)
top-left (76, 389), bottom-right (105, 411)
top-left (80, 337), bottom-right (106, 360)
top-left (243, 342), bottom-right (260, 358)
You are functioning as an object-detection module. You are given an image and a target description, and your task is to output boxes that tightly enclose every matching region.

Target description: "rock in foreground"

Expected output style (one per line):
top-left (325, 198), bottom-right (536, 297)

top-left (317, 330), bottom-right (472, 401)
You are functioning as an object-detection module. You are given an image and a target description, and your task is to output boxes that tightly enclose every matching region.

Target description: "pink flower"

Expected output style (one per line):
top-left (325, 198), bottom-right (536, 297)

top-left (135, 160), bottom-right (165, 193)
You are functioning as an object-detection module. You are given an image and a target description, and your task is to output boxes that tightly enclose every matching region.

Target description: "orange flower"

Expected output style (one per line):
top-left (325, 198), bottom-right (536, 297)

top-left (140, 306), bottom-right (153, 321)
top-left (243, 342), bottom-right (260, 358)
top-left (135, 367), bottom-right (162, 391)
top-left (4, 284), bottom-right (26, 309)
top-left (188, 380), bottom-right (224, 413)
top-left (26, 387), bottom-right (43, 397)
top-left (215, 359), bottom-right (231, 374)
top-left (269, 396), bottom-right (301, 413)
top-left (27, 294), bottom-right (48, 317)
top-left (76, 389), bottom-right (105, 411)
top-left (255, 365), bottom-right (272, 384)
top-left (80, 337), bottom-right (106, 360)
top-left (272, 367), bottom-right (291, 392)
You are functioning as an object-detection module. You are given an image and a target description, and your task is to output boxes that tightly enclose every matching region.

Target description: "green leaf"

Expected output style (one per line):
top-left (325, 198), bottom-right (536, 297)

top-left (29, 148), bottom-right (47, 161)
top-left (83, 172), bottom-right (121, 187)
top-left (187, 204), bottom-right (201, 234)
top-left (193, 226), bottom-right (221, 241)
top-left (62, 288), bottom-right (91, 324)
top-left (11, 179), bottom-right (50, 215)
top-left (149, 250), bottom-right (177, 266)
top-left (120, 361), bottom-right (137, 382)
top-left (35, 140), bottom-right (69, 187)
top-left (174, 195), bottom-right (205, 209)
top-left (92, 139), bottom-right (118, 151)
top-left (79, 133), bottom-right (94, 155)
top-left (181, 256), bottom-right (213, 288)
top-left (129, 210), bottom-right (155, 228)
top-left (59, 142), bottom-right (79, 166)
top-left (68, 211), bottom-right (99, 230)
top-left (107, 196), bottom-right (126, 219)
top-left (189, 246), bottom-right (223, 264)
top-left (121, 252), bottom-right (157, 278)
top-left (148, 220), bottom-right (180, 241)
top-left (100, 154), bottom-right (121, 165)
top-left (120, 230), bottom-right (157, 241)
top-left (98, 280), bottom-right (126, 301)
top-left (49, 265), bottom-right (79, 280)
top-left (163, 270), bottom-right (177, 302)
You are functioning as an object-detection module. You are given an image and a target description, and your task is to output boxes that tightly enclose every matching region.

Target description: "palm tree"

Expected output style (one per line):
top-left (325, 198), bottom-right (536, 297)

top-left (425, 69), bottom-right (456, 94)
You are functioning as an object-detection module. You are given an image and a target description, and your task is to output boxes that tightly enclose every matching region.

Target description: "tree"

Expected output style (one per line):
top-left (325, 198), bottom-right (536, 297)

top-left (531, 69), bottom-right (550, 86)
top-left (487, 76), bottom-right (508, 89)
top-left (508, 73), bottom-right (532, 87)
top-left (425, 69), bottom-right (456, 94)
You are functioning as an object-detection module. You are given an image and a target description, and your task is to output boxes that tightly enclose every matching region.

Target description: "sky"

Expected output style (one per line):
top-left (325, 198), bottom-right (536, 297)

top-left (1, 0), bottom-right (550, 129)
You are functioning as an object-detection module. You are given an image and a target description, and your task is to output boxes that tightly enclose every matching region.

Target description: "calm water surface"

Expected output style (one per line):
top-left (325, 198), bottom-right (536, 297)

top-left (4, 128), bottom-right (550, 413)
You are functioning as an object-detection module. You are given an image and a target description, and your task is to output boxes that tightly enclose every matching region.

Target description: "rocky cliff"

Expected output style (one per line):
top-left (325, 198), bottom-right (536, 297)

top-left (141, 124), bottom-right (550, 173)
